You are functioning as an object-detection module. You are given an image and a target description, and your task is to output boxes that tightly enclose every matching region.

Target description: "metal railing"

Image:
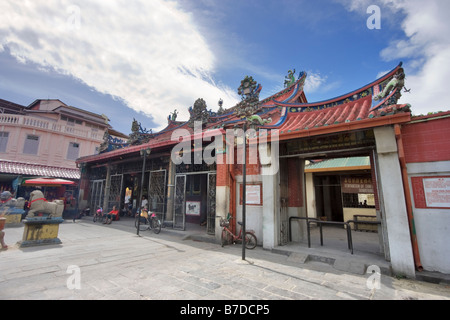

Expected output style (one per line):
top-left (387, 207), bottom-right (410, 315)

top-left (0, 114), bottom-right (104, 141)
top-left (289, 216), bottom-right (381, 254)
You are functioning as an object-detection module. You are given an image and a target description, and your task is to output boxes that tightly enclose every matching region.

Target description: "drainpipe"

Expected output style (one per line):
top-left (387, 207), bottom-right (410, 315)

top-left (394, 124), bottom-right (423, 271)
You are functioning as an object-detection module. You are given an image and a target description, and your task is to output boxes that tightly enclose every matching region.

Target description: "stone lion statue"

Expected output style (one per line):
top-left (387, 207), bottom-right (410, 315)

top-left (26, 190), bottom-right (64, 219)
top-left (0, 191), bottom-right (25, 210)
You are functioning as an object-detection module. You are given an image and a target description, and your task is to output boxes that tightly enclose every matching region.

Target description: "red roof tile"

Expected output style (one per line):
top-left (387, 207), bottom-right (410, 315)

top-left (272, 96), bottom-right (410, 136)
top-left (0, 160), bottom-right (80, 179)
top-left (78, 63), bottom-right (412, 163)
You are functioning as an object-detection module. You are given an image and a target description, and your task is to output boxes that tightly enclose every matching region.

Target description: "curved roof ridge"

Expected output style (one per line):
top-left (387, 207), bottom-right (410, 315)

top-left (260, 71), bottom-right (307, 105)
top-left (274, 62), bottom-right (403, 108)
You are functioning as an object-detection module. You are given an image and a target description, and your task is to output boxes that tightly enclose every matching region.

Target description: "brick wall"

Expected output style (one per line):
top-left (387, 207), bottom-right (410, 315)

top-left (401, 114), bottom-right (450, 163)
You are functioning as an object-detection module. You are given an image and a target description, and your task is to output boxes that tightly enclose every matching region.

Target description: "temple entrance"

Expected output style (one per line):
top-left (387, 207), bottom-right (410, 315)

top-left (173, 171), bottom-right (216, 234)
top-left (313, 175), bottom-right (343, 222)
top-left (279, 130), bottom-right (386, 257)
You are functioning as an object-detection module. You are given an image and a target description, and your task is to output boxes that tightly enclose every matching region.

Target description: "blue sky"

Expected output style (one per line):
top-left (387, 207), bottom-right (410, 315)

top-left (1, 0), bottom-right (449, 135)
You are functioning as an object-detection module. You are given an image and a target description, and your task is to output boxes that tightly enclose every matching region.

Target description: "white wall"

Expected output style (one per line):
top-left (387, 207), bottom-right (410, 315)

top-left (407, 161), bottom-right (450, 274)
top-left (235, 175), bottom-right (263, 245)
top-left (374, 126), bottom-right (416, 278)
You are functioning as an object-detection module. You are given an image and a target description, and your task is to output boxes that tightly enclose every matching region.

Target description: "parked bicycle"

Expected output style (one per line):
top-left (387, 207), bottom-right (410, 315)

top-left (220, 217), bottom-right (257, 249)
top-left (93, 207), bottom-right (104, 223)
top-left (135, 209), bottom-right (161, 234)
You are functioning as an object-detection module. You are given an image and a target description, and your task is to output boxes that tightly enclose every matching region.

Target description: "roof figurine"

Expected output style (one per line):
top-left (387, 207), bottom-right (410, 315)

top-left (284, 69), bottom-right (296, 88)
top-left (127, 118), bottom-right (152, 146)
top-left (235, 76), bottom-right (263, 119)
top-left (188, 98), bottom-right (210, 128)
top-left (217, 99), bottom-right (225, 115)
top-left (373, 67), bottom-right (405, 106)
top-left (168, 109), bottom-right (178, 121)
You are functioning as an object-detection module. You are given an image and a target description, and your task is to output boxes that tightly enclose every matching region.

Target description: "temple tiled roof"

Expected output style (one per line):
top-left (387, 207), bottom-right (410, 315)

top-left (260, 62), bottom-right (411, 139)
top-left (77, 63), bottom-right (412, 164)
top-left (270, 96), bottom-right (410, 137)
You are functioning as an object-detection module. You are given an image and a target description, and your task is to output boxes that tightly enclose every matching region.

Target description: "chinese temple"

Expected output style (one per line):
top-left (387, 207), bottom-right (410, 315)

top-left (76, 62), bottom-right (450, 277)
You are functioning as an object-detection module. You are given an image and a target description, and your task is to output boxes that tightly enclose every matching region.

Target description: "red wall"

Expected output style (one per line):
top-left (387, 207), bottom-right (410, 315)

top-left (401, 114), bottom-right (450, 163)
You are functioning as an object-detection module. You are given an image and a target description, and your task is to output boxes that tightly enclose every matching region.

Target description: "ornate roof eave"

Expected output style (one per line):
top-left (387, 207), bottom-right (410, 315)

top-left (272, 62), bottom-right (403, 110)
top-left (260, 71), bottom-right (308, 106)
top-left (76, 137), bottom-right (179, 165)
top-left (79, 63), bottom-right (409, 164)
top-left (258, 62), bottom-right (411, 139)
top-left (276, 111), bottom-right (411, 142)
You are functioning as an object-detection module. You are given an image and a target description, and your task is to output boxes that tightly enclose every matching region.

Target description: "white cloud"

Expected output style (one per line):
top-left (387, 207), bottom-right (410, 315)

top-left (304, 71), bottom-right (328, 93)
top-left (0, 0), bottom-right (240, 129)
top-left (341, 0), bottom-right (450, 114)
top-left (382, 0), bottom-right (450, 113)
top-left (376, 70), bottom-right (391, 79)
top-left (303, 71), bottom-right (341, 97)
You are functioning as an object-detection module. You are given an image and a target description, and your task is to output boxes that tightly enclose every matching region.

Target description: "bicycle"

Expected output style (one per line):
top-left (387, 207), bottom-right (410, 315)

top-left (135, 209), bottom-right (161, 234)
top-left (93, 207), bottom-right (104, 223)
top-left (220, 217), bottom-right (257, 249)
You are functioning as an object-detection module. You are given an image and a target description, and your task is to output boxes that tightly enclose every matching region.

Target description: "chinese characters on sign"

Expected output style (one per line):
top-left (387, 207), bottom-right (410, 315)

top-left (239, 184), bottom-right (262, 206)
top-left (341, 177), bottom-right (374, 194)
top-left (423, 178), bottom-right (450, 208)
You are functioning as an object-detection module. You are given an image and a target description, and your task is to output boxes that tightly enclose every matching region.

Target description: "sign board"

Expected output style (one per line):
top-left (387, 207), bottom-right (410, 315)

top-left (186, 201), bottom-right (201, 216)
top-left (239, 183), bottom-right (262, 206)
top-left (423, 177), bottom-right (450, 208)
top-left (341, 176), bottom-right (374, 194)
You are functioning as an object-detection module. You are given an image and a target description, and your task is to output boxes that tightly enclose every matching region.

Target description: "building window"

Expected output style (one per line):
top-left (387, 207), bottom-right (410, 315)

top-left (67, 142), bottom-right (80, 160)
top-left (61, 115), bottom-right (83, 126)
top-left (0, 132), bottom-right (9, 152)
top-left (23, 134), bottom-right (40, 155)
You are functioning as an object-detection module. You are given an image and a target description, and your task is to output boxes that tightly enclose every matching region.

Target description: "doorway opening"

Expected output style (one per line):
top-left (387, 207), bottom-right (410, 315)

top-left (185, 174), bottom-right (208, 226)
top-left (304, 155), bottom-right (383, 255)
top-left (173, 171), bottom-right (216, 234)
top-left (280, 146), bottom-right (385, 256)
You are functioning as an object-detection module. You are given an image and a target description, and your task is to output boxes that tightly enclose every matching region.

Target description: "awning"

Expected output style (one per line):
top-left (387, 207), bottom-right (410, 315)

top-left (0, 160), bottom-right (80, 179)
top-left (23, 177), bottom-right (76, 186)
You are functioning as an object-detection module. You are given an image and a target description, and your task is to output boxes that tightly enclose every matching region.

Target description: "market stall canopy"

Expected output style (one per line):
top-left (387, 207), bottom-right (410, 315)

top-left (23, 177), bottom-right (76, 186)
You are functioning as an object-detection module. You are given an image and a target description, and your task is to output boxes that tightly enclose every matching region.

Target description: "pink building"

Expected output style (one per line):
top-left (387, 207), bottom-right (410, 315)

top-left (0, 98), bottom-right (127, 215)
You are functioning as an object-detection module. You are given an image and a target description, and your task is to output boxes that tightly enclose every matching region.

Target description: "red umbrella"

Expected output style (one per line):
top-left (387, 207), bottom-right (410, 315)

top-left (24, 177), bottom-right (76, 186)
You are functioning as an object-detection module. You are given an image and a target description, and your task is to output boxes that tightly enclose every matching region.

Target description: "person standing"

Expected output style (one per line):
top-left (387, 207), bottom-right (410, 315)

top-left (141, 196), bottom-right (148, 212)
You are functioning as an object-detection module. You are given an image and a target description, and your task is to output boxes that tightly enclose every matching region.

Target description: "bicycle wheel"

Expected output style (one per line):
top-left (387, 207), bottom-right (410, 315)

top-left (221, 229), bottom-right (231, 247)
top-left (135, 215), bottom-right (149, 231)
top-left (151, 217), bottom-right (161, 234)
top-left (244, 232), bottom-right (257, 249)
